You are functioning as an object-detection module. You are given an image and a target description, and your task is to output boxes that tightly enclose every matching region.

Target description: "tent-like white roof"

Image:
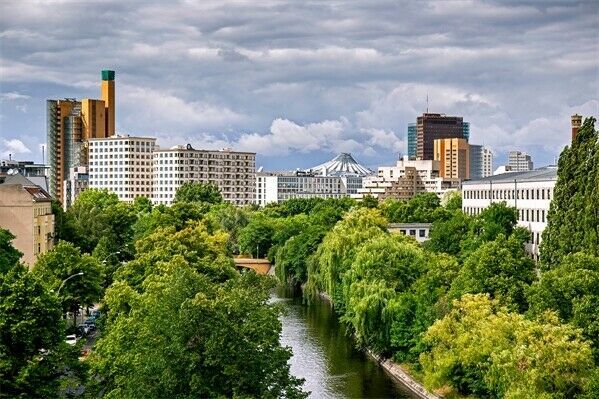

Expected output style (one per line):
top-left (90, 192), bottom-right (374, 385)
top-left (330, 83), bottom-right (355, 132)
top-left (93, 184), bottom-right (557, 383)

top-left (308, 153), bottom-right (372, 177)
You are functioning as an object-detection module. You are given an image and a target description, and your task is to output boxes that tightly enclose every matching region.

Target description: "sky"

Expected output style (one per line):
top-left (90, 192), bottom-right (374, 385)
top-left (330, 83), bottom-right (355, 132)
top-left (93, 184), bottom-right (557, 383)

top-left (1, 0), bottom-right (598, 171)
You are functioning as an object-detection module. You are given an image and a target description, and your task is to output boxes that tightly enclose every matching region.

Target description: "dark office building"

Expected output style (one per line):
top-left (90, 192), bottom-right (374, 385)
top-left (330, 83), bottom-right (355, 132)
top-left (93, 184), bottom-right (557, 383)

top-left (411, 113), bottom-right (467, 160)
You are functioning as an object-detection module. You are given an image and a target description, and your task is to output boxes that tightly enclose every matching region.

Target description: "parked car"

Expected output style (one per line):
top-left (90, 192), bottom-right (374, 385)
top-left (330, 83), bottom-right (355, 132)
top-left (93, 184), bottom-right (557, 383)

top-left (91, 310), bottom-right (101, 318)
top-left (75, 325), bottom-right (87, 337)
top-left (84, 319), bottom-right (96, 332)
top-left (65, 335), bottom-right (77, 346)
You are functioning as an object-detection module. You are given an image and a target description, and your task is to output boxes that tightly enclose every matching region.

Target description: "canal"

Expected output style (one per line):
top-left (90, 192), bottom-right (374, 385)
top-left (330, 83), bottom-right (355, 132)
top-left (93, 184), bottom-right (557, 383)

top-left (273, 285), bottom-right (416, 399)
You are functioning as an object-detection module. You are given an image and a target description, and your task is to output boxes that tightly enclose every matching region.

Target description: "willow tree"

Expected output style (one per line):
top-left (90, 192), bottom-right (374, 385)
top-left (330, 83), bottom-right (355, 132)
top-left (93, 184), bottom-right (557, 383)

top-left (305, 207), bottom-right (387, 308)
top-left (541, 117), bottom-right (599, 267)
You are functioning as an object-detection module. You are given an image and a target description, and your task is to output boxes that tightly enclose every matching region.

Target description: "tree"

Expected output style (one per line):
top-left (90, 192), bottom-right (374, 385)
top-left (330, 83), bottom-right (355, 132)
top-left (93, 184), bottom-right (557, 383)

top-left (174, 182), bottom-right (223, 204)
top-left (421, 294), bottom-right (594, 398)
top-left (305, 207), bottom-right (387, 309)
top-left (34, 241), bottom-right (104, 324)
top-left (237, 214), bottom-right (275, 258)
top-left (425, 211), bottom-right (473, 256)
top-left (275, 224), bottom-right (327, 285)
top-left (0, 264), bottom-right (84, 397)
top-left (527, 252), bottom-right (599, 360)
top-left (341, 235), bottom-right (426, 353)
top-left (449, 234), bottom-right (535, 312)
top-left (541, 117), bottom-right (599, 267)
top-left (359, 195), bottom-right (379, 209)
top-left (89, 257), bottom-right (307, 399)
top-left (0, 229), bottom-right (22, 275)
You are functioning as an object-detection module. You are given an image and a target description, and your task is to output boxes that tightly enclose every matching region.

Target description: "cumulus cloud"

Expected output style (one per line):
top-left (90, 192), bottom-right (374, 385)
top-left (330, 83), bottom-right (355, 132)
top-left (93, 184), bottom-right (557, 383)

top-left (1, 138), bottom-right (31, 158)
top-left (0, 0), bottom-right (597, 168)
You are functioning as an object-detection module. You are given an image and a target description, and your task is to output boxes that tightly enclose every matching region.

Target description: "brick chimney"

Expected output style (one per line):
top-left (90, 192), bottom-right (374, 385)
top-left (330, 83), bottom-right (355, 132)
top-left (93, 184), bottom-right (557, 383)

top-left (571, 114), bottom-right (582, 141)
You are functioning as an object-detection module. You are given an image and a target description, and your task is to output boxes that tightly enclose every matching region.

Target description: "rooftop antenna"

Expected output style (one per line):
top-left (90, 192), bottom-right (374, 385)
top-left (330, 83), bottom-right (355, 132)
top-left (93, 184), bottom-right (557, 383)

top-left (426, 93), bottom-right (429, 113)
top-left (42, 145), bottom-right (45, 165)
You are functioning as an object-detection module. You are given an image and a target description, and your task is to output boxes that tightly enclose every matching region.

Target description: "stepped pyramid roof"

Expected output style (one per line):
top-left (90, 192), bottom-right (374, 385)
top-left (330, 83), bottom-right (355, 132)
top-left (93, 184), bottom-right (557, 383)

top-left (308, 153), bottom-right (372, 177)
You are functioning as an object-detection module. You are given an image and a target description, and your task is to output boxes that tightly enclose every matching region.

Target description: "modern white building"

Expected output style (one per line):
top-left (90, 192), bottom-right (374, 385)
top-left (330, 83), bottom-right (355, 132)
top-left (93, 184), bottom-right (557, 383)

top-left (462, 167), bottom-right (557, 260)
top-left (256, 153), bottom-right (370, 206)
top-left (62, 166), bottom-right (89, 210)
top-left (153, 145), bottom-right (255, 206)
top-left (353, 156), bottom-right (460, 200)
top-left (388, 223), bottom-right (432, 243)
top-left (256, 171), bottom-right (362, 206)
top-left (88, 135), bottom-right (156, 202)
top-left (508, 150), bottom-right (534, 172)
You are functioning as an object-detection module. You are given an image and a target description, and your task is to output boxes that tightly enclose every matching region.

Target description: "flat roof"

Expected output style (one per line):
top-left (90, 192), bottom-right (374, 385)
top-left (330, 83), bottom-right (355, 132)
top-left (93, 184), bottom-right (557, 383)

top-left (463, 167), bottom-right (558, 185)
top-left (88, 135), bottom-right (156, 141)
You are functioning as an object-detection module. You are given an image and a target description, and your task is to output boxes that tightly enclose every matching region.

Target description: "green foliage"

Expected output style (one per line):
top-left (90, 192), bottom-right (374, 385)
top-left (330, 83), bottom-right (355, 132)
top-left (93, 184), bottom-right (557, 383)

top-left (541, 117), bottom-right (599, 267)
top-left (275, 224), bottom-right (327, 284)
top-left (90, 245), bottom-right (305, 398)
top-left (173, 181), bottom-right (223, 204)
top-left (421, 294), bottom-right (595, 398)
top-left (0, 264), bottom-right (84, 397)
top-left (359, 194), bottom-right (379, 209)
top-left (341, 235), bottom-right (426, 353)
top-left (34, 241), bottom-right (104, 317)
top-left (527, 252), bottom-right (599, 360)
top-left (449, 234), bottom-right (535, 312)
top-left (238, 213), bottom-right (275, 258)
top-left (0, 229), bottom-right (22, 275)
top-left (380, 193), bottom-right (441, 223)
top-left (204, 203), bottom-right (250, 253)
top-left (305, 207), bottom-right (387, 308)
top-left (425, 211), bottom-right (473, 256)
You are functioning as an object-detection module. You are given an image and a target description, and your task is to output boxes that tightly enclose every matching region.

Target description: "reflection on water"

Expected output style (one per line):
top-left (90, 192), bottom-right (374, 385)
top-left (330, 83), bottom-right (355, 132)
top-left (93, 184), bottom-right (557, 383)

top-left (274, 285), bottom-right (414, 399)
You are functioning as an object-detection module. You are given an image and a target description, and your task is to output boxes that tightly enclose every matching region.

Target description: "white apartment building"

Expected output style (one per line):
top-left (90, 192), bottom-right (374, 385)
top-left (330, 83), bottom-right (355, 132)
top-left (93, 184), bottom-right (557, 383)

top-left (88, 136), bottom-right (156, 202)
top-left (353, 156), bottom-right (460, 200)
top-left (153, 145), bottom-right (255, 206)
top-left (508, 150), bottom-right (534, 172)
top-left (256, 171), bottom-right (360, 206)
top-left (62, 166), bottom-right (89, 210)
top-left (462, 167), bottom-right (557, 260)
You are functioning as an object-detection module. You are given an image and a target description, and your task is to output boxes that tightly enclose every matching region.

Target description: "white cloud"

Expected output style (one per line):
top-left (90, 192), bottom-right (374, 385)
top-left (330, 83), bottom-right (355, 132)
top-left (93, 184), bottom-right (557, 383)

top-left (0, 91), bottom-right (30, 100)
top-left (1, 138), bottom-right (31, 158)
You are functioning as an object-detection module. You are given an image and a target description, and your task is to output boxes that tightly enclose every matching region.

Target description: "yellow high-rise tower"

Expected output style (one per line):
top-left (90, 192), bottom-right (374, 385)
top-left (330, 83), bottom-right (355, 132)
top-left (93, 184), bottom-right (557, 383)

top-left (81, 99), bottom-right (106, 140)
top-left (101, 70), bottom-right (115, 136)
top-left (434, 137), bottom-right (470, 180)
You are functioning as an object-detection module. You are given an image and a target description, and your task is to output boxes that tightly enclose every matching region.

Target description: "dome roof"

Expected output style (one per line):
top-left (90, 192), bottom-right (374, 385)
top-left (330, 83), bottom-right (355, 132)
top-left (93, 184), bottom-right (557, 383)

top-left (308, 153), bottom-right (372, 177)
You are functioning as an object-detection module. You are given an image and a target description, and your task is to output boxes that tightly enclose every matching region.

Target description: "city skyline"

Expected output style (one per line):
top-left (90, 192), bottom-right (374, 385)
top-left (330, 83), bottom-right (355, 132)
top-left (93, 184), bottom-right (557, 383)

top-left (1, 1), bottom-right (598, 171)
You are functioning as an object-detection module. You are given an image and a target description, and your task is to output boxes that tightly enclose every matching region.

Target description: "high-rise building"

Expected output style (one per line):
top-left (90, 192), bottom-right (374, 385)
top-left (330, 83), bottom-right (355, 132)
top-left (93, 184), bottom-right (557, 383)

top-left (409, 113), bottom-right (468, 160)
top-left (508, 151), bottom-right (533, 172)
top-left (88, 136), bottom-right (156, 202)
top-left (81, 99), bottom-right (106, 140)
top-left (407, 123), bottom-right (417, 158)
top-left (469, 145), bottom-right (493, 180)
top-left (152, 145), bottom-right (255, 206)
top-left (571, 114), bottom-right (582, 141)
top-left (47, 70), bottom-right (116, 203)
top-left (101, 70), bottom-right (116, 136)
top-left (434, 138), bottom-right (470, 180)
top-left (47, 98), bottom-right (83, 202)
top-left (0, 174), bottom-right (54, 266)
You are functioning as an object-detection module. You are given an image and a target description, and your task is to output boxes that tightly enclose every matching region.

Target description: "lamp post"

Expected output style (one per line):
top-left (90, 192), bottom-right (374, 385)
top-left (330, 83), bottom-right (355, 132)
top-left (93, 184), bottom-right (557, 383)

top-left (101, 251), bottom-right (120, 264)
top-left (58, 272), bottom-right (84, 294)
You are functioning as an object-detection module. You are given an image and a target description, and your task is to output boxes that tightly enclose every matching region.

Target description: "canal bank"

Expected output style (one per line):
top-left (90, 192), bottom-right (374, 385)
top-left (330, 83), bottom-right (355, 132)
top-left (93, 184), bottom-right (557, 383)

top-left (274, 285), bottom-right (418, 398)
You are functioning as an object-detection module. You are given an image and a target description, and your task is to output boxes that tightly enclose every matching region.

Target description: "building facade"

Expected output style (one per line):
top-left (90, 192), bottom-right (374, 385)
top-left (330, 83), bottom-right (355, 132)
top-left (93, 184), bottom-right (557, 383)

top-left (47, 70), bottom-right (116, 204)
top-left (388, 223), bottom-right (432, 243)
top-left (571, 114), bottom-right (582, 141)
top-left (409, 113), bottom-right (469, 160)
top-left (256, 171), bottom-right (360, 206)
top-left (353, 156), bottom-right (460, 201)
top-left (0, 175), bottom-right (54, 266)
top-left (153, 145), bottom-right (255, 206)
top-left (88, 136), bottom-right (156, 202)
top-left (469, 145), bottom-right (493, 180)
top-left (434, 138), bottom-right (470, 179)
top-left (62, 166), bottom-right (89, 210)
top-left (508, 151), bottom-right (534, 172)
top-left (462, 167), bottom-right (557, 260)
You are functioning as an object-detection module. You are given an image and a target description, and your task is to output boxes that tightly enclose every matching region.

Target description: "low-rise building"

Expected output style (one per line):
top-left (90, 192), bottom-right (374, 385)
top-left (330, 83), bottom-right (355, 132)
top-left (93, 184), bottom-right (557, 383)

top-left (153, 145), bottom-right (255, 206)
top-left (0, 174), bottom-right (54, 266)
top-left (353, 156), bottom-right (460, 201)
top-left (388, 223), bottom-right (431, 243)
top-left (88, 135), bottom-right (156, 202)
top-left (462, 167), bottom-right (557, 260)
top-left (256, 153), bottom-right (370, 206)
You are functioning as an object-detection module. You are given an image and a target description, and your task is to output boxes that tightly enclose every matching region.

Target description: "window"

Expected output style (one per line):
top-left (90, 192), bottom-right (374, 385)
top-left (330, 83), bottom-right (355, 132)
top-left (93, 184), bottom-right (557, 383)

top-left (409, 229), bottom-right (416, 236)
top-left (419, 229), bottom-right (426, 237)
